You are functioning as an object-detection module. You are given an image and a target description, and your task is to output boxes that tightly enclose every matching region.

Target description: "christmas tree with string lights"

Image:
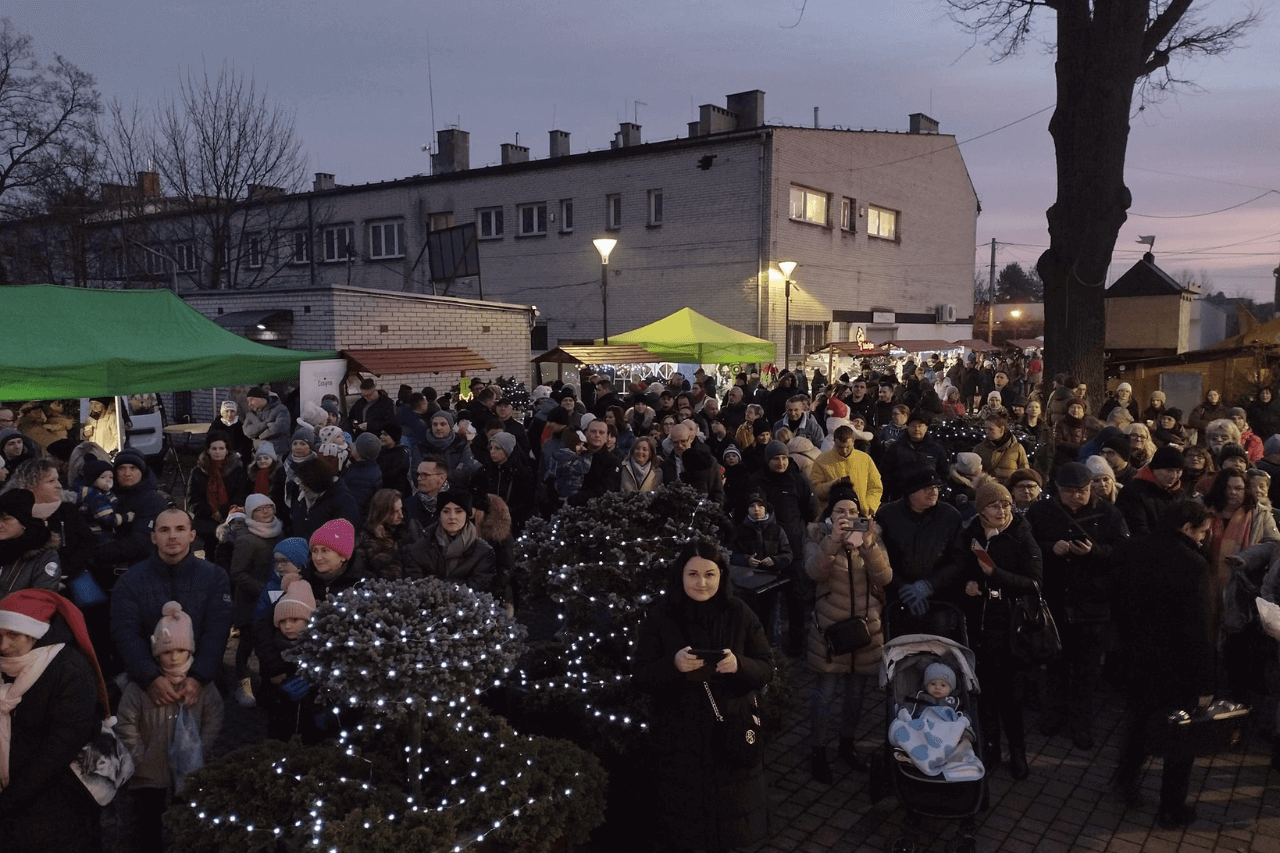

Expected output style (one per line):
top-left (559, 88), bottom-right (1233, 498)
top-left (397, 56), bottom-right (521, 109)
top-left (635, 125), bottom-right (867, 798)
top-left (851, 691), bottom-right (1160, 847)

top-left (168, 578), bottom-right (606, 852)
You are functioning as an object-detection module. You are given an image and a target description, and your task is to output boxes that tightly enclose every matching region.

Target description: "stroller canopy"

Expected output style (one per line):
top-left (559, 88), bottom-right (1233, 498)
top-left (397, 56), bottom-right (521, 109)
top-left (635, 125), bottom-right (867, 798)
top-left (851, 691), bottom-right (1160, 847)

top-left (880, 634), bottom-right (979, 694)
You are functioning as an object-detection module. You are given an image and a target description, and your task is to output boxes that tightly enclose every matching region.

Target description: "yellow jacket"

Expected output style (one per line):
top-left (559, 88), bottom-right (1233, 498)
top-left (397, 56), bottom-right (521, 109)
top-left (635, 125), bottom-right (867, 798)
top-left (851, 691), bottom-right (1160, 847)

top-left (807, 447), bottom-right (884, 513)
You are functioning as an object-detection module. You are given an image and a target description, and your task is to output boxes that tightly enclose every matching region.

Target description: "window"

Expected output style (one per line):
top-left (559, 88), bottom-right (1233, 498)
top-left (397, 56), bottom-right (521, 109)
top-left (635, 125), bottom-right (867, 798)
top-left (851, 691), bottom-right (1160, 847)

top-left (144, 244), bottom-right (169, 275)
top-left (245, 234), bottom-right (263, 268)
top-left (840, 197), bottom-right (855, 232)
top-left (323, 225), bottom-right (354, 262)
top-left (559, 199), bottom-right (573, 232)
top-left (477, 207), bottom-right (504, 239)
top-left (868, 204), bottom-right (898, 240)
top-left (517, 203), bottom-right (547, 236)
top-left (428, 211), bottom-right (454, 232)
top-left (606, 194), bottom-right (621, 230)
top-left (789, 185), bottom-right (829, 226)
top-left (367, 220), bottom-right (406, 258)
top-left (290, 231), bottom-right (310, 264)
top-left (174, 243), bottom-right (197, 273)
top-left (788, 322), bottom-right (828, 357)
top-left (531, 322), bottom-right (549, 351)
top-left (648, 189), bottom-right (663, 226)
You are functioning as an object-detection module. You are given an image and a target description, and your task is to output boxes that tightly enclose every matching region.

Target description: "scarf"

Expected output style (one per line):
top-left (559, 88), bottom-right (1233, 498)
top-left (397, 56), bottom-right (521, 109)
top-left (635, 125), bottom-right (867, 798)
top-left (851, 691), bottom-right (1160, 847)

top-left (160, 652), bottom-right (194, 686)
top-left (31, 500), bottom-right (60, 521)
top-left (246, 516), bottom-right (283, 540)
top-left (0, 643), bottom-right (64, 789)
top-left (422, 430), bottom-right (457, 453)
top-left (1208, 506), bottom-right (1256, 637)
top-left (417, 482), bottom-right (449, 517)
top-left (254, 466), bottom-right (273, 495)
top-left (206, 460), bottom-right (230, 514)
top-left (435, 522), bottom-right (476, 575)
top-left (627, 459), bottom-right (652, 487)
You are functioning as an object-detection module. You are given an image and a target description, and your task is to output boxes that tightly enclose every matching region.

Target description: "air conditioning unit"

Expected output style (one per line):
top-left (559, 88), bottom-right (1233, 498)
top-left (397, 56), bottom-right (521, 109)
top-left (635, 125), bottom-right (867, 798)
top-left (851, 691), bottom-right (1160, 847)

top-left (935, 304), bottom-right (958, 323)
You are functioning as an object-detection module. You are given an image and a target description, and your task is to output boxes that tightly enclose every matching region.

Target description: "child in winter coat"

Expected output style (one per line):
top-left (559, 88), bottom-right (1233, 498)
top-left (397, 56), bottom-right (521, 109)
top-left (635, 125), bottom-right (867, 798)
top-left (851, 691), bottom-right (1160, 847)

top-left (75, 457), bottom-right (133, 542)
top-left (116, 602), bottom-right (224, 853)
top-left (728, 492), bottom-right (794, 646)
top-left (255, 575), bottom-right (325, 743)
top-left (552, 430), bottom-right (592, 504)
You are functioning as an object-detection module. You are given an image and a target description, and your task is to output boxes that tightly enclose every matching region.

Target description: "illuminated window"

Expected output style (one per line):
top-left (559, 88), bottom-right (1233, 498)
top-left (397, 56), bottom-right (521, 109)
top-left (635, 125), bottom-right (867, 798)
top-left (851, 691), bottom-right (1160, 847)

top-left (789, 185), bottom-right (828, 226)
top-left (868, 205), bottom-right (898, 240)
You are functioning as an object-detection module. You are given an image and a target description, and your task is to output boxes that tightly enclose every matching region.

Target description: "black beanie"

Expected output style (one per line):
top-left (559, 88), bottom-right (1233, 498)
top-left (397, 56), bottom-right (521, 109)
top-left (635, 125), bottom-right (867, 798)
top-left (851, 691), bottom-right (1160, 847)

top-left (82, 457), bottom-right (114, 484)
top-left (1150, 445), bottom-right (1185, 470)
top-left (438, 488), bottom-right (473, 515)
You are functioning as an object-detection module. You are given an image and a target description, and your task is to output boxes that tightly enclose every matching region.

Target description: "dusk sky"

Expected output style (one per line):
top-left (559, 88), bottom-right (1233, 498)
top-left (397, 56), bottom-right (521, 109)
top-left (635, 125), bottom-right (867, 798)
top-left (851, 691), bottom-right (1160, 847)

top-left (12, 0), bottom-right (1278, 302)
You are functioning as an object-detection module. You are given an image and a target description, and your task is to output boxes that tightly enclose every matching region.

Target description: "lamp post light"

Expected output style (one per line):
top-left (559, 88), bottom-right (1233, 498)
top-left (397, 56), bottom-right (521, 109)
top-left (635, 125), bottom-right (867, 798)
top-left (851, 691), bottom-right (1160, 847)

top-left (593, 238), bottom-right (618, 344)
top-left (778, 261), bottom-right (797, 366)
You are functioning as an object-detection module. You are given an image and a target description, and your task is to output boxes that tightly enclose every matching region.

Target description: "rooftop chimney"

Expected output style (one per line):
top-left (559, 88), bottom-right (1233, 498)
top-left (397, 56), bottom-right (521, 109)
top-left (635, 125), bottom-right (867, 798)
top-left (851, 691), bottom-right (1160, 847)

top-left (500, 143), bottom-right (529, 165)
top-left (611, 122), bottom-right (642, 149)
top-left (725, 90), bottom-right (765, 129)
top-left (138, 171), bottom-right (160, 198)
top-left (909, 113), bottom-right (940, 134)
top-left (431, 128), bottom-right (470, 174)
top-left (313, 172), bottom-right (336, 192)
top-left (549, 129), bottom-right (570, 158)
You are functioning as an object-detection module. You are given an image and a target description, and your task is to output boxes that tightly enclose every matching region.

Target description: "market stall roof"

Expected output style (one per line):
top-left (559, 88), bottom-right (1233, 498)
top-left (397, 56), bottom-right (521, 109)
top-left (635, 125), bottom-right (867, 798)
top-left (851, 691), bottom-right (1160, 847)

top-left (0, 285), bottom-right (337, 399)
top-left (602, 308), bottom-right (776, 364)
top-left (343, 347), bottom-right (492, 376)
top-left (952, 338), bottom-right (1003, 353)
top-left (879, 339), bottom-right (959, 353)
top-left (1005, 338), bottom-right (1044, 350)
top-left (531, 344), bottom-right (662, 365)
top-left (808, 341), bottom-right (878, 356)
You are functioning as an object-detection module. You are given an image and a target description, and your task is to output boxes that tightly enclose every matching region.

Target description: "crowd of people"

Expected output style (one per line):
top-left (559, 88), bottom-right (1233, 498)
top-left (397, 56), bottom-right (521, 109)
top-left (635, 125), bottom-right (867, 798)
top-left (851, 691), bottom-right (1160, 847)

top-left (2, 352), bottom-right (1280, 850)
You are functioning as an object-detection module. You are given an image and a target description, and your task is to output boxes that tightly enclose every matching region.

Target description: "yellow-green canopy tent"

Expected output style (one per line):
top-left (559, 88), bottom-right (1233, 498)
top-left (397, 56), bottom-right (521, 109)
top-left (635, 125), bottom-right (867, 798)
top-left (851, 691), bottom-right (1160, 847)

top-left (600, 308), bottom-right (776, 364)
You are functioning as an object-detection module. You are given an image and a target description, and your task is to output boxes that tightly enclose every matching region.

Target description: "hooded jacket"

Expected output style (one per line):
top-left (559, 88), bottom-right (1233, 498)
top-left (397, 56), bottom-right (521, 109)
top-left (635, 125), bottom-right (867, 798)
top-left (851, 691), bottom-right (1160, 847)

top-left (242, 394), bottom-right (293, 457)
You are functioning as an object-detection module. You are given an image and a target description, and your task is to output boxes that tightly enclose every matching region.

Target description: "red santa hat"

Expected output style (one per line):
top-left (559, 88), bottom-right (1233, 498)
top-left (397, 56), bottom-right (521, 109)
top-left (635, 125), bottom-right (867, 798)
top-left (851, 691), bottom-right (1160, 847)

top-left (0, 589), bottom-right (110, 719)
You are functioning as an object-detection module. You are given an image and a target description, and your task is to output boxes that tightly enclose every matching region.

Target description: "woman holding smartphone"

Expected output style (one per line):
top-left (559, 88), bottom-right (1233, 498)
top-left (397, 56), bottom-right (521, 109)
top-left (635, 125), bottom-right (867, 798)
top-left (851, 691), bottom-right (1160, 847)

top-left (804, 484), bottom-right (893, 783)
top-left (632, 541), bottom-right (774, 852)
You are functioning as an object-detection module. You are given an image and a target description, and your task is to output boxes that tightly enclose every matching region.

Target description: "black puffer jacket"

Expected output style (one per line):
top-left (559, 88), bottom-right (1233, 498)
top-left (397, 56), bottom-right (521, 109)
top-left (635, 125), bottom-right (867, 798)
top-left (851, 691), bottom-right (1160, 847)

top-left (727, 513), bottom-right (793, 572)
top-left (0, 619), bottom-right (103, 853)
top-left (632, 593), bottom-right (773, 852)
top-left (1026, 497), bottom-right (1129, 625)
top-left (875, 498), bottom-right (964, 600)
top-left (1115, 474), bottom-right (1181, 536)
top-left (1113, 529), bottom-right (1213, 704)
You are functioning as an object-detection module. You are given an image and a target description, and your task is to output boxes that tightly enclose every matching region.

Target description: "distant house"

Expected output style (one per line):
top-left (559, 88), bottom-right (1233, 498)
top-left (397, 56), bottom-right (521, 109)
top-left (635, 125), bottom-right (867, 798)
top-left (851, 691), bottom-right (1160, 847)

top-left (1104, 252), bottom-right (1198, 359)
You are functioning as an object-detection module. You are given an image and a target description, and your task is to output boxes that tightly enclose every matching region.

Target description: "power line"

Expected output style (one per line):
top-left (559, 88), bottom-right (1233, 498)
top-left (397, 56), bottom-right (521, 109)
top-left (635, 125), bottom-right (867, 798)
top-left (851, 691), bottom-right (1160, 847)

top-left (1129, 190), bottom-right (1277, 219)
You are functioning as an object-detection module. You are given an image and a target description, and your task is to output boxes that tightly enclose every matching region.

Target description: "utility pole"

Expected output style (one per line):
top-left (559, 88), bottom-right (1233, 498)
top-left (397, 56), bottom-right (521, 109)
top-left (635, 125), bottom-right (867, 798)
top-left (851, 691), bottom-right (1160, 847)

top-left (988, 237), bottom-right (997, 344)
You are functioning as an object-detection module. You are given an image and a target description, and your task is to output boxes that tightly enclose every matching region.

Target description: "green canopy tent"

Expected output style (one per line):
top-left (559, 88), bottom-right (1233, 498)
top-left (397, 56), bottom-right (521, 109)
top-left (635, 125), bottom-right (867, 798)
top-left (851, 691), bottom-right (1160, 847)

top-left (600, 307), bottom-right (776, 364)
top-left (0, 285), bottom-right (338, 399)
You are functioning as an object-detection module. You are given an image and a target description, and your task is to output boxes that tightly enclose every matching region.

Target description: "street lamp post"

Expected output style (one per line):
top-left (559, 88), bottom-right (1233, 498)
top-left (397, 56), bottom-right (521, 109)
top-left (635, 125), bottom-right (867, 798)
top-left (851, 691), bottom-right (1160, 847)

top-left (593, 238), bottom-right (617, 344)
top-left (779, 261), bottom-right (797, 366)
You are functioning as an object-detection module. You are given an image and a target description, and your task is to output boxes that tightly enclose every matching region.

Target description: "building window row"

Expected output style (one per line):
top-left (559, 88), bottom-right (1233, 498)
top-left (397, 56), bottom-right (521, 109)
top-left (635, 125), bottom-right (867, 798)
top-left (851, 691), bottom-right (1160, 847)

top-left (790, 185), bottom-right (900, 241)
top-left (474, 191), bottom-right (660, 240)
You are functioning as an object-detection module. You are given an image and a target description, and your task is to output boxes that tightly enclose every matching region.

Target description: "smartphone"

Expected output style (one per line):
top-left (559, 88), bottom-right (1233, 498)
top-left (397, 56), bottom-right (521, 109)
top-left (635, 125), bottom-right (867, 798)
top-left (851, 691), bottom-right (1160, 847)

top-left (849, 518), bottom-right (872, 533)
top-left (690, 648), bottom-right (726, 665)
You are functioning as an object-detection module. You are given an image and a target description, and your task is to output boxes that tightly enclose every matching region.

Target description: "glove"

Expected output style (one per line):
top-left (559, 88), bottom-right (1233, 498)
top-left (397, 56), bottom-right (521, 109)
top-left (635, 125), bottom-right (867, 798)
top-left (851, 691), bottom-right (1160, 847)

top-left (900, 581), bottom-right (933, 617)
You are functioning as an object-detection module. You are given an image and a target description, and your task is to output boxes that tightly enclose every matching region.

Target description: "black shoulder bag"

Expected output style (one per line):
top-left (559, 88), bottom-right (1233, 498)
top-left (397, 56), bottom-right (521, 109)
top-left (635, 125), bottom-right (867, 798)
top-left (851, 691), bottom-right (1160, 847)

top-left (1008, 579), bottom-right (1062, 664)
top-left (815, 546), bottom-right (873, 661)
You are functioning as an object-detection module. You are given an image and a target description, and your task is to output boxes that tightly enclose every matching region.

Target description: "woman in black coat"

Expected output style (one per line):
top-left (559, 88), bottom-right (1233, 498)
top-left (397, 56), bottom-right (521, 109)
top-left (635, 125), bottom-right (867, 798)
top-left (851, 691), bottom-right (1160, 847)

top-left (949, 481), bottom-right (1043, 779)
top-left (187, 433), bottom-right (249, 561)
top-left (0, 590), bottom-right (111, 853)
top-left (1113, 500), bottom-right (1215, 828)
top-left (632, 541), bottom-right (774, 852)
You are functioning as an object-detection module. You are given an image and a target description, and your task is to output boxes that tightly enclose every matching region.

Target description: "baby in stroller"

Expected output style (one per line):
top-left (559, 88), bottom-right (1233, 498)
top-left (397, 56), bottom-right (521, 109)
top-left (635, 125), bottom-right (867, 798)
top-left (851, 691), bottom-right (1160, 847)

top-left (889, 662), bottom-right (985, 781)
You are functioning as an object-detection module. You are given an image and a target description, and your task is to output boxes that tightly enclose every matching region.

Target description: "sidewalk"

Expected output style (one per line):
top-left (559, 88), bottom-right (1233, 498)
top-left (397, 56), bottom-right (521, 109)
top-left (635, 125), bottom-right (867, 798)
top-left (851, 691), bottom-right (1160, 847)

top-left (747, 664), bottom-right (1279, 853)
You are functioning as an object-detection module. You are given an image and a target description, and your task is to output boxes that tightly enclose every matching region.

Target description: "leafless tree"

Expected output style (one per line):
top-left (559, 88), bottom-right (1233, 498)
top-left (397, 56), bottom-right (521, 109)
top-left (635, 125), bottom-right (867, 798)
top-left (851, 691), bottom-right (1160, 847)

top-left (0, 18), bottom-right (101, 285)
top-left (940, 0), bottom-right (1260, 401)
top-left (102, 62), bottom-right (313, 290)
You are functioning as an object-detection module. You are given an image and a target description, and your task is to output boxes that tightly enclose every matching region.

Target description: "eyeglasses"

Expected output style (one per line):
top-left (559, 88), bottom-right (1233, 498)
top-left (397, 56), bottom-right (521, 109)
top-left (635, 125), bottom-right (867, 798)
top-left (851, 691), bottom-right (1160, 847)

top-left (986, 501), bottom-right (1014, 510)
top-left (1012, 483), bottom-right (1040, 492)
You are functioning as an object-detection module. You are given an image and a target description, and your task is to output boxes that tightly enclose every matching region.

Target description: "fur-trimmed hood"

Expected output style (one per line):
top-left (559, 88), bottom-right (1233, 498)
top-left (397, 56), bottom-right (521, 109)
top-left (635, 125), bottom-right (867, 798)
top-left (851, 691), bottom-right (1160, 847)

top-left (478, 493), bottom-right (512, 543)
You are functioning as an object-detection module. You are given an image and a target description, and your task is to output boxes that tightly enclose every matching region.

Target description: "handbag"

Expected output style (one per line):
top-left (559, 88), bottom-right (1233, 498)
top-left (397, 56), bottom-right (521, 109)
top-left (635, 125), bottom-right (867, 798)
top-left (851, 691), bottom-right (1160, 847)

top-left (70, 716), bottom-right (136, 806)
top-left (168, 705), bottom-right (205, 794)
top-left (1150, 700), bottom-right (1250, 762)
top-left (703, 682), bottom-right (762, 769)
top-left (815, 546), bottom-right (873, 661)
top-left (66, 570), bottom-right (109, 608)
top-left (1008, 580), bottom-right (1062, 664)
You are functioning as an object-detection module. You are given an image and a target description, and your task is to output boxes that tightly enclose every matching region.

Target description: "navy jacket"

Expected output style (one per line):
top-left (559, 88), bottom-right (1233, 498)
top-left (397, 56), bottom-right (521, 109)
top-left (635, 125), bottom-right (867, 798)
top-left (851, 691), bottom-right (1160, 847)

top-left (110, 551), bottom-right (233, 687)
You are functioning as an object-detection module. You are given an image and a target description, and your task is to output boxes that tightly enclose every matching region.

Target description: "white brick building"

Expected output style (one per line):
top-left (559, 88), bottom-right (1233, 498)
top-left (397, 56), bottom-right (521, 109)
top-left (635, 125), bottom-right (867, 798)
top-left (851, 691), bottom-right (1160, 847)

top-left (3, 89), bottom-right (979, 370)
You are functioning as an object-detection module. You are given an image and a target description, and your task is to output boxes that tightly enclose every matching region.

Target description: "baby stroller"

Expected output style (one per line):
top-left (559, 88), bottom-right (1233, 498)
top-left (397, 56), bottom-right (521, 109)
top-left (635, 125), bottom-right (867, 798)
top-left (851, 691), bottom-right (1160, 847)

top-left (870, 600), bottom-right (986, 853)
